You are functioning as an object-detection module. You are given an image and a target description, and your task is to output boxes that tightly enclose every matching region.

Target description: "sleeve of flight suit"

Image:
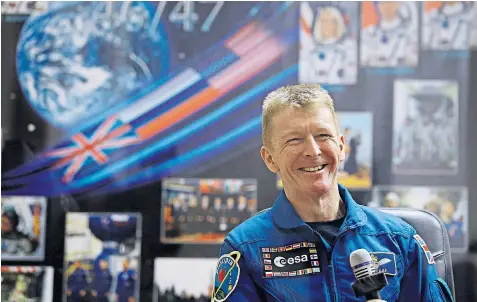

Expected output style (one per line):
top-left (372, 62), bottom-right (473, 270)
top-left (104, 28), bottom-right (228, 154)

top-left (213, 239), bottom-right (264, 302)
top-left (398, 229), bottom-right (454, 302)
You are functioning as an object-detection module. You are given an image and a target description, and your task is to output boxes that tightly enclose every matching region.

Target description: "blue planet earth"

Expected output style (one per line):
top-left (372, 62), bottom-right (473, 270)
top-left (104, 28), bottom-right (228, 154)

top-left (16, 1), bottom-right (169, 129)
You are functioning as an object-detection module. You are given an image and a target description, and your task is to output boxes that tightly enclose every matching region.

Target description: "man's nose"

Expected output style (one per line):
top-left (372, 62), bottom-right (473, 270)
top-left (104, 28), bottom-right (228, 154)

top-left (303, 136), bottom-right (322, 157)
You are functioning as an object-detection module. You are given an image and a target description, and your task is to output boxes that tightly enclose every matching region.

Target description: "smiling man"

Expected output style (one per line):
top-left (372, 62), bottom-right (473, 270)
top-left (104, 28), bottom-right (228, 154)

top-left (212, 84), bottom-right (453, 302)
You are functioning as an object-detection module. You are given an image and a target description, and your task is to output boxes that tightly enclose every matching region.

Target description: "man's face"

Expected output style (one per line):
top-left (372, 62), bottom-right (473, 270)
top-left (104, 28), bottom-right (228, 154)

top-left (319, 10), bottom-right (339, 39)
top-left (99, 260), bottom-right (108, 270)
top-left (385, 198), bottom-right (400, 208)
top-left (201, 196), bottom-right (209, 209)
top-left (227, 197), bottom-right (234, 209)
top-left (441, 201), bottom-right (455, 217)
top-left (238, 195), bottom-right (247, 207)
top-left (261, 106), bottom-right (345, 198)
top-left (378, 2), bottom-right (400, 21)
top-left (2, 216), bottom-right (12, 233)
top-left (122, 260), bottom-right (129, 271)
top-left (344, 128), bottom-right (350, 137)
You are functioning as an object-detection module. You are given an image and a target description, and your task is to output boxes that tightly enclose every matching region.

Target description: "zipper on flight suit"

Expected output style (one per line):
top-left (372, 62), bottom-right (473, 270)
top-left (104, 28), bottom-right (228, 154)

top-left (307, 225), bottom-right (350, 302)
top-left (328, 227), bottom-right (349, 302)
top-left (305, 225), bottom-right (334, 302)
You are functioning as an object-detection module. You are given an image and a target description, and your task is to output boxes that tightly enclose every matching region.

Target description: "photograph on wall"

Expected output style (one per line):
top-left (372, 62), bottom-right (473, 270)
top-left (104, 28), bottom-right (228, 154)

top-left (1, 195), bottom-right (47, 261)
top-left (371, 186), bottom-right (468, 252)
top-left (1, 266), bottom-right (54, 302)
top-left (393, 80), bottom-right (459, 175)
top-left (360, 1), bottom-right (419, 67)
top-left (337, 112), bottom-right (373, 189)
top-left (63, 213), bottom-right (142, 302)
top-left (153, 258), bottom-right (217, 302)
top-left (277, 112), bottom-right (372, 190)
top-left (299, 1), bottom-right (358, 85)
top-left (422, 1), bottom-right (477, 51)
top-left (161, 178), bottom-right (257, 244)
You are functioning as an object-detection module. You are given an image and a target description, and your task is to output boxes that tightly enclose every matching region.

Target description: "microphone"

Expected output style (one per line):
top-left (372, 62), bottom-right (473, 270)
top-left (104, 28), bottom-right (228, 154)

top-left (349, 249), bottom-right (388, 301)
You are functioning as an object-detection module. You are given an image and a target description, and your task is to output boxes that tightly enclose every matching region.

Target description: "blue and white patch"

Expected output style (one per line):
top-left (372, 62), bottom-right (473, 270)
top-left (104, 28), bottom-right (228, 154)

top-left (370, 252), bottom-right (397, 276)
top-left (212, 251), bottom-right (241, 302)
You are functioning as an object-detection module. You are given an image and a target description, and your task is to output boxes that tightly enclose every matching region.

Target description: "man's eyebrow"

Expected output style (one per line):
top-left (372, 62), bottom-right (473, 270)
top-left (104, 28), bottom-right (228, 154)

top-left (279, 130), bottom-right (303, 139)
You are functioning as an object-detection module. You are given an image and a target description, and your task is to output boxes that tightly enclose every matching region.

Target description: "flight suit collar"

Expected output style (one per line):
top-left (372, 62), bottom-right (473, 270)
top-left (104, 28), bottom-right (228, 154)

top-left (271, 184), bottom-right (367, 230)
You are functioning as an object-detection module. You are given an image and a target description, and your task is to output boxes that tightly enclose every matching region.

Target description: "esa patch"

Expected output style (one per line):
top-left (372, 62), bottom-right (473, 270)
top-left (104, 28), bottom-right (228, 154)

top-left (370, 252), bottom-right (397, 276)
top-left (259, 242), bottom-right (320, 278)
top-left (414, 234), bottom-right (435, 264)
top-left (212, 251), bottom-right (241, 302)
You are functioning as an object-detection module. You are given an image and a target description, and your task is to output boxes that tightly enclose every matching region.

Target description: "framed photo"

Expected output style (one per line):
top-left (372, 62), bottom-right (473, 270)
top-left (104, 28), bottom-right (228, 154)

top-left (161, 178), bottom-right (257, 244)
top-left (1, 266), bottom-right (54, 302)
top-left (337, 112), bottom-right (373, 190)
top-left (422, 1), bottom-right (477, 50)
top-left (360, 1), bottom-right (419, 67)
top-left (299, 1), bottom-right (358, 85)
top-left (63, 213), bottom-right (142, 302)
top-left (372, 186), bottom-right (468, 252)
top-left (153, 258), bottom-right (217, 302)
top-left (393, 80), bottom-right (459, 175)
top-left (1, 195), bottom-right (47, 261)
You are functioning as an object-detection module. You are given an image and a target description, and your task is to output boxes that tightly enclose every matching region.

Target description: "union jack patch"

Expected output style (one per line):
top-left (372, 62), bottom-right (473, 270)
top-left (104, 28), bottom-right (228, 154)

top-left (414, 234), bottom-right (435, 264)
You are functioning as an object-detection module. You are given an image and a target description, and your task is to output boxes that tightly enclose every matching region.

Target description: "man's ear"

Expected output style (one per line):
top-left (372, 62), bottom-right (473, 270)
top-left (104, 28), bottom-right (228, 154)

top-left (338, 134), bottom-right (345, 162)
top-left (260, 146), bottom-right (279, 173)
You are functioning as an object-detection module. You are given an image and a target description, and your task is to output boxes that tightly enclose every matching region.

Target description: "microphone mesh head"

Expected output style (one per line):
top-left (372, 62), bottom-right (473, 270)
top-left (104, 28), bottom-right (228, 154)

top-left (349, 249), bottom-right (377, 280)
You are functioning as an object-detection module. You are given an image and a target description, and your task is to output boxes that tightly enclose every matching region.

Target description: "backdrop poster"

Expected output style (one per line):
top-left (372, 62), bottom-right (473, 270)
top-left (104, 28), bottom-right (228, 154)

top-left (161, 178), bottom-right (257, 244)
top-left (1, 266), bottom-right (54, 302)
top-left (393, 79), bottom-right (459, 175)
top-left (360, 1), bottom-right (419, 67)
top-left (63, 213), bottom-right (142, 302)
top-left (371, 185), bottom-right (468, 252)
top-left (299, 1), bottom-right (358, 85)
top-left (1, 195), bottom-right (47, 261)
top-left (337, 112), bottom-right (373, 190)
top-left (422, 1), bottom-right (477, 51)
top-left (153, 258), bottom-right (217, 302)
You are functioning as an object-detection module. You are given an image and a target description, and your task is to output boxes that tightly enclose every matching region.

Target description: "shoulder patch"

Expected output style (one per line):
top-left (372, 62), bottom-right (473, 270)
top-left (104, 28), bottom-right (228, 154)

top-left (212, 251), bottom-right (241, 301)
top-left (414, 234), bottom-right (435, 264)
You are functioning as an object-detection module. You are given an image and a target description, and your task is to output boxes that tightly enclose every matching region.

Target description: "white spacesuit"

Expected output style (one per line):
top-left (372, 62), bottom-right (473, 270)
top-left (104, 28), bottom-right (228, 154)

top-left (361, 2), bottom-right (418, 67)
top-left (300, 4), bottom-right (357, 85)
top-left (422, 1), bottom-right (477, 50)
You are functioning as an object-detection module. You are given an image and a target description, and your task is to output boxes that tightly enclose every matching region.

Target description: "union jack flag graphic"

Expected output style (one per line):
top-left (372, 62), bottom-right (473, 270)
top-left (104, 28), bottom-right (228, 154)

top-left (414, 234), bottom-right (435, 264)
top-left (45, 116), bottom-right (141, 183)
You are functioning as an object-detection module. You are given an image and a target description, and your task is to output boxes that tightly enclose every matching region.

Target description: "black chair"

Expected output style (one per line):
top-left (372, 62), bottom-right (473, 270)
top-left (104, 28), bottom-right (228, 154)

top-left (378, 208), bottom-right (455, 299)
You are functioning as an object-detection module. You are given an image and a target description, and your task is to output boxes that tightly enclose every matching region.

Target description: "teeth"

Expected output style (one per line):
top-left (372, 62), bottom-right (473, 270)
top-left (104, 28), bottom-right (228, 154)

top-left (302, 166), bottom-right (324, 172)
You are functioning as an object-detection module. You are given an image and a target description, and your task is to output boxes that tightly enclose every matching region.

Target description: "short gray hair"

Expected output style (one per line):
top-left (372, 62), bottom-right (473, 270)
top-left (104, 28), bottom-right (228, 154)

top-left (261, 84), bottom-right (338, 147)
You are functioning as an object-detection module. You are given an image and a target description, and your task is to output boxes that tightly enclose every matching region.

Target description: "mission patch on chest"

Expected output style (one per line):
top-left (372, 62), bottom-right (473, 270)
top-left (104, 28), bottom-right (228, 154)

top-left (260, 242), bottom-right (320, 278)
top-left (369, 252), bottom-right (397, 276)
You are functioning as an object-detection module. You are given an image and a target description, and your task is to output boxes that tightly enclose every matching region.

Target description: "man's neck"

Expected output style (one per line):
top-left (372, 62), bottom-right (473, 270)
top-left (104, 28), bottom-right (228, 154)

top-left (285, 185), bottom-right (342, 223)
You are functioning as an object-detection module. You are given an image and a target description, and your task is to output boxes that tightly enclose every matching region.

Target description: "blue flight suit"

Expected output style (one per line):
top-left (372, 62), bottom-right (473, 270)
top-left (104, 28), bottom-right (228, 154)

top-left (68, 268), bottom-right (89, 301)
top-left (116, 270), bottom-right (136, 302)
top-left (218, 184), bottom-right (454, 301)
top-left (92, 269), bottom-right (112, 302)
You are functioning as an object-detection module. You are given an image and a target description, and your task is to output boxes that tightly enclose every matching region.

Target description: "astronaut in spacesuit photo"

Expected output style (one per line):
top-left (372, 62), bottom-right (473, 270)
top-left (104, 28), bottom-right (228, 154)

top-left (1, 207), bottom-right (39, 256)
top-left (422, 1), bottom-right (477, 51)
top-left (361, 1), bottom-right (418, 67)
top-left (299, 3), bottom-right (357, 85)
